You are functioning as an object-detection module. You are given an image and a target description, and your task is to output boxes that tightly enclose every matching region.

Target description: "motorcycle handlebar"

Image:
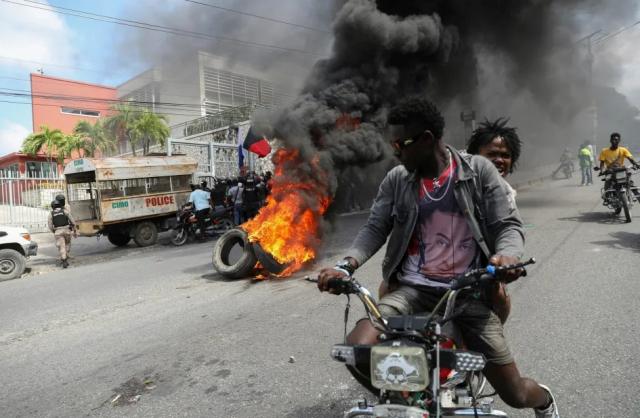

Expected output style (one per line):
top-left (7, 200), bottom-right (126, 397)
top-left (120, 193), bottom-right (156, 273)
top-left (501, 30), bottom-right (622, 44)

top-left (449, 257), bottom-right (535, 291)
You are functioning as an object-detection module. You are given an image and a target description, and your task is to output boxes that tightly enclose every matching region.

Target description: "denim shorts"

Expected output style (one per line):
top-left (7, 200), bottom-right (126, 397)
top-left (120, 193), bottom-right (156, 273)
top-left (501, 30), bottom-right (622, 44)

top-left (377, 285), bottom-right (514, 366)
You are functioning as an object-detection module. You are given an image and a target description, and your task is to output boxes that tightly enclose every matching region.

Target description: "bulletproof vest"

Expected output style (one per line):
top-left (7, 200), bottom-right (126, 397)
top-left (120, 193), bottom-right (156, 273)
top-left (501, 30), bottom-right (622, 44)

top-left (51, 208), bottom-right (70, 228)
top-left (243, 184), bottom-right (259, 204)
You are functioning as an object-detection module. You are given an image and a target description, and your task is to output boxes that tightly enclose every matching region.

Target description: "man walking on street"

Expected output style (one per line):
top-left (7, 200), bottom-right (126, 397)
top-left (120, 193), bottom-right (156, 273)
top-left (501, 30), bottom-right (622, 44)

top-left (48, 198), bottom-right (76, 268)
top-left (578, 142), bottom-right (593, 186)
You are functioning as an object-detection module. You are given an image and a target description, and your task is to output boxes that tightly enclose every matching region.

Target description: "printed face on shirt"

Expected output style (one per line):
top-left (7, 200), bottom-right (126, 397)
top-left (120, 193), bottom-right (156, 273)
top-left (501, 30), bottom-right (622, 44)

top-left (419, 210), bottom-right (477, 278)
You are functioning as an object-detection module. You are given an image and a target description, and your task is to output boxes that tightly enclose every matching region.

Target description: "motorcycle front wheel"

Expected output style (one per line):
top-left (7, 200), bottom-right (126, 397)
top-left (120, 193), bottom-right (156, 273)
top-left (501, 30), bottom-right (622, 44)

top-left (171, 227), bottom-right (189, 246)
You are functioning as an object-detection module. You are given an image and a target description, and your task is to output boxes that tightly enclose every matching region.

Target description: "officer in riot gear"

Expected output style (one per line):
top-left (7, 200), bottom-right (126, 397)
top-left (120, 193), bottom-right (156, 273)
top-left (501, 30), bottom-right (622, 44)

top-left (48, 198), bottom-right (77, 268)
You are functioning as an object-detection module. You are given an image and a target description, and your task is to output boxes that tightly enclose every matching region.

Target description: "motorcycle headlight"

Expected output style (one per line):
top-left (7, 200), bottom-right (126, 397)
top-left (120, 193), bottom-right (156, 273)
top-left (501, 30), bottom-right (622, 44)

top-left (371, 346), bottom-right (429, 392)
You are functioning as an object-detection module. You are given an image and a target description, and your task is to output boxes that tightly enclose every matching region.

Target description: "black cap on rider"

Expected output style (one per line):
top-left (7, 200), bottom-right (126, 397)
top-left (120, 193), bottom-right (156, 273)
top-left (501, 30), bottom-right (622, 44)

top-left (51, 199), bottom-right (62, 209)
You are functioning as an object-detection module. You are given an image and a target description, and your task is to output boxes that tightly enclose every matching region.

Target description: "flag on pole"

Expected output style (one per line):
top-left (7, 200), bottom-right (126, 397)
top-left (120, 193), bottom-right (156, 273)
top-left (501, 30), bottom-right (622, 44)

top-left (237, 123), bottom-right (251, 169)
top-left (243, 128), bottom-right (272, 158)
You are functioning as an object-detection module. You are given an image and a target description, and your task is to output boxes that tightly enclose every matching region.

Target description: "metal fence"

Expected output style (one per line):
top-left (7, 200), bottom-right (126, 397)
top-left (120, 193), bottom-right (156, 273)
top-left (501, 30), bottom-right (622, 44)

top-left (0, 175), bottom-right (66, 233)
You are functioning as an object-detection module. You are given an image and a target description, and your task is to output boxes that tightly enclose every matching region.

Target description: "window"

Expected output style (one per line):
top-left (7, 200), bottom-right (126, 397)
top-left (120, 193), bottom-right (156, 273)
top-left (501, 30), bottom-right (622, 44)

top-left (67, 182), bottom-right (94, 201)
top-left (171, 175), bottom-right (192, 192)
top-left (147, 177), bottom-right (171, 194)
top-left (0, 163), bottom-right (19, 178)
top-left (123, 178), bottom-right (147, 196)
top-left (60, 107), bottom-right (100, 117)
top-left (26, 161), bottom-right (58, 178)
top-left (98, 180), bottom-right (125, 199)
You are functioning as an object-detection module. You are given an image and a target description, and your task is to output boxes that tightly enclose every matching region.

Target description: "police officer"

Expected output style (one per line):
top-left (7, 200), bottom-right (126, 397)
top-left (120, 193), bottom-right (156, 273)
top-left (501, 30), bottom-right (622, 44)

top-left (48, 198), bottom-right (77, 268)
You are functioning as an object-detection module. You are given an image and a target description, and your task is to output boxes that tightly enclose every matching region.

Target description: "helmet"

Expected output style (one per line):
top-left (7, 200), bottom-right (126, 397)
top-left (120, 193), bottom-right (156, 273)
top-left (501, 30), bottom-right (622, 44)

top-left (51, 199), bottom-right (62, 209)
top-left (55, 194), bottom-right (66, 206)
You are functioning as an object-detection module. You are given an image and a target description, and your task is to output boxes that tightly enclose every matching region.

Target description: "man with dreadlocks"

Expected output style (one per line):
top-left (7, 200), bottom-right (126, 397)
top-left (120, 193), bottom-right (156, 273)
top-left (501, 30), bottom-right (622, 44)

top-left (466, 117), bottom-right (523, 324)
top-left (318, 98), bottom-right (559, 417)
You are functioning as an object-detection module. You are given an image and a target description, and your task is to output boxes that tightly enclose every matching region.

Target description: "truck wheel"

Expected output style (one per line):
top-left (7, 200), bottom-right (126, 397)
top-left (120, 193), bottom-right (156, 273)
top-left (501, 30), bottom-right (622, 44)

top-left (108, 232), bottom-right (131, 247)
top-left (134, 221), bottom-right (158, 247)
top-left (212, 228), bottom-right (257, 279)
top-left (0, 249), bottom-right (26, 281)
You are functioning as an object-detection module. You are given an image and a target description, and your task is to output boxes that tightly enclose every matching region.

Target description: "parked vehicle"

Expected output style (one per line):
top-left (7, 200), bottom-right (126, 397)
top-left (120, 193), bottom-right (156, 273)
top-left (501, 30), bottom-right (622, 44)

top-left (309, 258), bottom-right (536, 418)
top-left (63, 157), bottom-right (198, 247)
top-left (170, 204), bottom-right (234, 246)
top-left (596, 166), bottom-right (638, 223)
top-left (0, 225), bottom-right (38, 281)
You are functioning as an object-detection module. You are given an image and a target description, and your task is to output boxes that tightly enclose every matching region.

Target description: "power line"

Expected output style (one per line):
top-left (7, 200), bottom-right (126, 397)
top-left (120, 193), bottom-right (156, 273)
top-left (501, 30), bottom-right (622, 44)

top-left (0, 99), bottom-right (206, 118)
top-left (2, 0), bottom-right (324, 57)
top-left (183, 0), bottom-right (331, 34)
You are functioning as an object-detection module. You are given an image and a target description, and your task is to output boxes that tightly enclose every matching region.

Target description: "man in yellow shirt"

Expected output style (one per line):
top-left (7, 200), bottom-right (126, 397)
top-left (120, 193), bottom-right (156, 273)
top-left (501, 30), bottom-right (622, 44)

top-left (598, 132), bottom-right (639, 170)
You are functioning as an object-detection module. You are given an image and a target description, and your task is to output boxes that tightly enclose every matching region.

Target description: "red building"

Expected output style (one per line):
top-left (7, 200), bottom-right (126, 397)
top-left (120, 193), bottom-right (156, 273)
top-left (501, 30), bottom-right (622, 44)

top-left (30, 73), bottom-right (117, 134)
top-left (0, 74), bottom-right (117, 179)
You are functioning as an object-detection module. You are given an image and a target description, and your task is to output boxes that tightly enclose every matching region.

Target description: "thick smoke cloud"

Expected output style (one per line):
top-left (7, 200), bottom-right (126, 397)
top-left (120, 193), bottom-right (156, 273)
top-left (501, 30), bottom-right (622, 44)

top-left (269, 0), bottom-right (639, 210)
top-left (115, 0), bottom-right (640, 207)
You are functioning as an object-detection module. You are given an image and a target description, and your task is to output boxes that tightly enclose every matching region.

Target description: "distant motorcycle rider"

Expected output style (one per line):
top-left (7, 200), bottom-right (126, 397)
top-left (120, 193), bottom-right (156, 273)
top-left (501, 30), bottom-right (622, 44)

top-left (188, 184), bottom-right (211, 241)
top-left (48, 198), bottom-right (77, 268)
top-left (598, 133), bottom-right (640, 200)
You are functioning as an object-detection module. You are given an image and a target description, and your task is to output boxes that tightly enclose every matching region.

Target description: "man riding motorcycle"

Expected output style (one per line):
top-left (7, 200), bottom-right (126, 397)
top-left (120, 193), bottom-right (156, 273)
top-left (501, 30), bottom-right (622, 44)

top-left (598, 133), bottom-right (640, 200)
top-left (318, 97), bottom-right (560, 417)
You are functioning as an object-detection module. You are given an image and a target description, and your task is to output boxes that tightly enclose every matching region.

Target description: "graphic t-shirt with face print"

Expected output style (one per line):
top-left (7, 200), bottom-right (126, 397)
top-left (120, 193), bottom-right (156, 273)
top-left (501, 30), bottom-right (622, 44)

top-left (398, 160), bottom-right (481, 289)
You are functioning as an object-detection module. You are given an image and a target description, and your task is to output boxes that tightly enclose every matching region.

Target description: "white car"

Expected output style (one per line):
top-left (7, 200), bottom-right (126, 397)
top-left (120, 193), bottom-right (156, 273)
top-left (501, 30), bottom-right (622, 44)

top-left (0, 226), bottom-right (38, 281)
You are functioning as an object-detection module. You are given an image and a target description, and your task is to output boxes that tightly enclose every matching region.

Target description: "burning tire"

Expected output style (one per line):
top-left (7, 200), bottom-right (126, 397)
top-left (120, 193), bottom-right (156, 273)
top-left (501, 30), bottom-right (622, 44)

top-left (212, 228), bottom-right (257, 279)
top-left (252, 242), bottom-right (288, 275)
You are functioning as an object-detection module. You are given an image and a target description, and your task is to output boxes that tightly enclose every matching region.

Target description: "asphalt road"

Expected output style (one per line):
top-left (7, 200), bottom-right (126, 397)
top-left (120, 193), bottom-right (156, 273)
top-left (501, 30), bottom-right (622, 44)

top-left (1, 177), bottom-right (639, 418)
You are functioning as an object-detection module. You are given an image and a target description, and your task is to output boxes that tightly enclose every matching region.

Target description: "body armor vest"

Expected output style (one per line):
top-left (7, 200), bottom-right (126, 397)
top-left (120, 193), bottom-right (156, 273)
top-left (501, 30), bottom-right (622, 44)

top-left (51, 208), bottom-right (70, 228)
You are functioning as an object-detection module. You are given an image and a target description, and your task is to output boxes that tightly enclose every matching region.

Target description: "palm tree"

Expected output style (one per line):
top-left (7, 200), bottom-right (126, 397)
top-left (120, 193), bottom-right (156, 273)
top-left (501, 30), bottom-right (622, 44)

top-left (62, 134), bottom-right (90, 159)
top-left (22, 125), bottom-right (66, 162)
top-left (130, 111), bottom-right (170, 155)
top-left (103, 103), bottom-right (140, 156)
top-left (73, 120), bottom-right (115, 157)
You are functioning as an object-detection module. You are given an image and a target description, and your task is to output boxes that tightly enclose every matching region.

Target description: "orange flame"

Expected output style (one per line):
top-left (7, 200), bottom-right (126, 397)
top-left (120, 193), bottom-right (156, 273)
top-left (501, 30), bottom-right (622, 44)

top-left (243, 148), bottom-right (331, 277)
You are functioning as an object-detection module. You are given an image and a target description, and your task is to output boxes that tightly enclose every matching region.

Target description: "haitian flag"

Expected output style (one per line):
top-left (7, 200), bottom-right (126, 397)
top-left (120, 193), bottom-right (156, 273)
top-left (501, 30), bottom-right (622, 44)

top-left (243, 128), bottom-right (272, 158)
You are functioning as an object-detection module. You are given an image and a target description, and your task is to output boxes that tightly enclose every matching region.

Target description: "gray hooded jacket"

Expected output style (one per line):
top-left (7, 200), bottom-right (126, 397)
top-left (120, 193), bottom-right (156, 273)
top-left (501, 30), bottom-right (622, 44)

top-left (344, 146), bottom-right (525, 285)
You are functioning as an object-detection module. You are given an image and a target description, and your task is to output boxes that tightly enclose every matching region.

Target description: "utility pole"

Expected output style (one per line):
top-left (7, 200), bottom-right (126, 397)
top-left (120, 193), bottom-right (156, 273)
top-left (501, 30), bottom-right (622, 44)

top-left (580, 30), bottom-right (601, 154)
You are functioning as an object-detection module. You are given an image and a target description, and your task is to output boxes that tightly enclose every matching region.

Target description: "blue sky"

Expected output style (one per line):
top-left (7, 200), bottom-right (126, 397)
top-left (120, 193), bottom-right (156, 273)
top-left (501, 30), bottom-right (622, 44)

top-left (0, 0), bottom-right (149, 154)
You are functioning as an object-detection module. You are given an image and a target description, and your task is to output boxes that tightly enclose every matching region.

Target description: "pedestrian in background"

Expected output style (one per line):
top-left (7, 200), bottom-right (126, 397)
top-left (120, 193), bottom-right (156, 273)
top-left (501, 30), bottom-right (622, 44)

top-left (578, 142), bottom-right (593, 186)
top-left (227, 178), bottom-right (245, 225)
top-left (48, 198), bottom-right (77, 269)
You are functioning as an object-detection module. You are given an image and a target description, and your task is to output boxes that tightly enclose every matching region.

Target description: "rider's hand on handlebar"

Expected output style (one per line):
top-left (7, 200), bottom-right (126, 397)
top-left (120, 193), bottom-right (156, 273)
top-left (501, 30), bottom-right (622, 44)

top-left (488, 254), bottom-right (524, 284)
top-left (317, 267), bottom-right (350, 294)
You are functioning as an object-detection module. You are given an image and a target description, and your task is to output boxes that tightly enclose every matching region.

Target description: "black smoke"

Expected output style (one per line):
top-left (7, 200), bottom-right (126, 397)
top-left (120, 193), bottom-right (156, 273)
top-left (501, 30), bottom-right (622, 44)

top-left (268, 0), bottom-right (639, 211)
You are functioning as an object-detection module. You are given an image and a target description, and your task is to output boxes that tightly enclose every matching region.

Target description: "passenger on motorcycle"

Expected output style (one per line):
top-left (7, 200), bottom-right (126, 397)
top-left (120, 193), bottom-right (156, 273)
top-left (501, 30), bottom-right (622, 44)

top-left (466, 117), bottom-right (522, 324)
top-left (318, 97), bottom-right (560, 418)
top-left (188, 184), bottom-right (211, 241)
top-left (598, 133), bottom-right (640, 198)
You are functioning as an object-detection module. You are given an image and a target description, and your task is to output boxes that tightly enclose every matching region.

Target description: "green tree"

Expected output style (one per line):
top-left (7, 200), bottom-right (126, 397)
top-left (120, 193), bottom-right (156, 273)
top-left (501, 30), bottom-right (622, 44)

top-left (73, 120), bottom-right (115, 157)
top-left (103, 103), bottom-right (140, 156)
top-left (130, 110), bottom-right (170, 156)
top-left (22, 125), bottom-right (66, 162)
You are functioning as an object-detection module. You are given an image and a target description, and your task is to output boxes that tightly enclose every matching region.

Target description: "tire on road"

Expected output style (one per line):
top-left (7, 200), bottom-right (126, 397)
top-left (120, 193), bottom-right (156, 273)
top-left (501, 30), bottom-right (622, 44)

top-left (133, 221), bottom-right (158, 247)
top-left (108, 232), bottom-right (131, 247)
top-left (0, 248), bottom-right (26, 281)
top-left (171, 227), bottom-right (189, 246)
top-left (212, 228), bottom-right (257, 279)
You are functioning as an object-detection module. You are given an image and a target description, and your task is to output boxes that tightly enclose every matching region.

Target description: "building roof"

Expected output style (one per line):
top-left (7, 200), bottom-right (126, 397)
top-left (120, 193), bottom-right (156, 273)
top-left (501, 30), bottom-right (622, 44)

top-left (30, 73), bottom-right (117, 91)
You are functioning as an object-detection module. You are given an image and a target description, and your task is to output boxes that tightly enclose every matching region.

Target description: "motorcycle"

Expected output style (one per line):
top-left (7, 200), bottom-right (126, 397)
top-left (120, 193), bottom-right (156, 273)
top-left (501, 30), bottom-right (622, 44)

top-left (309, 258), bottom-right (536, 418)
top-left (171, 204), bottom-right (235, 246)
top-left (595, 166), bottom-right (639, 223)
